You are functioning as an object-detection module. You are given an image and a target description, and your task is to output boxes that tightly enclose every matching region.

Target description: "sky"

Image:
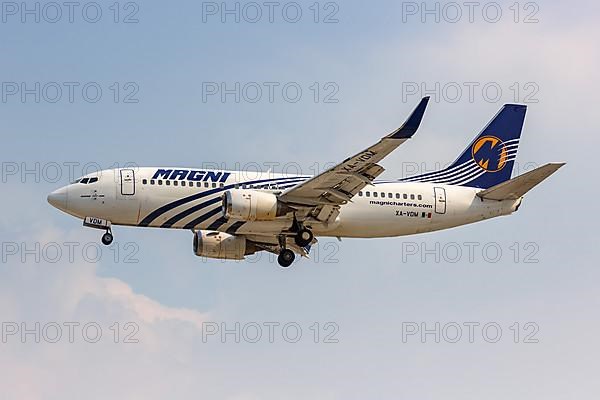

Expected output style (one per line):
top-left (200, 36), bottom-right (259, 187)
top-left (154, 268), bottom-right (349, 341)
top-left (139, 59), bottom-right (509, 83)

top-left (1, 0), bottom-right (599, 399)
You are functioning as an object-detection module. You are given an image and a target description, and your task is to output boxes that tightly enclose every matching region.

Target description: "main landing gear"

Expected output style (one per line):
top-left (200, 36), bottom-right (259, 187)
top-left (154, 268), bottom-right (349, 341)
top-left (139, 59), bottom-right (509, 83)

top-left (277, 234), bottom-right (295, 268)
top-left (276, 226), bottom-right (314, 268)
top-left (294, 228), bottom-right (313, 248)
top-left (277, 249), bottom-right (295, 268)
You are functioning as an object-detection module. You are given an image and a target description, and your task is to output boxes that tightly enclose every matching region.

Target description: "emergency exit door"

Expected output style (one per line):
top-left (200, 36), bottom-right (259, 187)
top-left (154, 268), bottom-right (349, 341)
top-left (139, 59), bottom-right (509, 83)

top-left (434, 187), bottom-right (446, 214)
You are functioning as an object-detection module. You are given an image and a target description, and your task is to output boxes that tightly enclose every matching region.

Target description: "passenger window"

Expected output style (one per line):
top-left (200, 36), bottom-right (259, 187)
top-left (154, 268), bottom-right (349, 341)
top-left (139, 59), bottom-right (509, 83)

top-left (173, 181), bottom-right (178, 186)
top-left (396, 193), bottom-right (400, 199)
top-left (403, 194), bottom-right (408, 199)
top-left (358, 191), bottom-right (363, 197)
top-left (388, 193), bottom-right (392, 198)
top-left (158, 180), bottom-right (163, 185)
top-left (418, 195), bottom-right (422, 200)
top-left (212, 183), bottom-right (217, 188)
top-left (204, 182), bottom-right (209, 188)
top-left (234, 184), bottom-right (240, 189)
top-left (220, 183), bottom-right (224, 188)
top-left (150, 180), bottom-right (155, 185)
top-left (366, 192), bottom-right (370, 197)
top-left (381, 192), bottom-right (385, 197)
top-left (373, 192), bottom-right (378, 197)
top-left (410, 194), bottom-right (415, 200)
top-left (142, 179), bottom-right (147, 185)
top-left (166, 181), bottom-right (170, 186)
top-left (196, 182), bottom-right (201, 187)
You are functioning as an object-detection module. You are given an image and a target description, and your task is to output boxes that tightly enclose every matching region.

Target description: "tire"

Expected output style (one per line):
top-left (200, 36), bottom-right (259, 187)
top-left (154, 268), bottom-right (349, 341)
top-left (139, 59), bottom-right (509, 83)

top-left (277, 249), bottom-right (295, 268)
top-left (101, 232), bottom-right (113, 246)
top-left (294, 229), bottom-right (313, 247)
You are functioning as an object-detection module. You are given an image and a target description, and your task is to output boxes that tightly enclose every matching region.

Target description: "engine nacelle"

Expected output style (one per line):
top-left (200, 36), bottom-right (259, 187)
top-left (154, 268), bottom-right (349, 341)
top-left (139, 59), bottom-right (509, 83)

top-left (222, 189), bottom-right (279, 221)
top-left (193, 230), bottom-right (256, 260)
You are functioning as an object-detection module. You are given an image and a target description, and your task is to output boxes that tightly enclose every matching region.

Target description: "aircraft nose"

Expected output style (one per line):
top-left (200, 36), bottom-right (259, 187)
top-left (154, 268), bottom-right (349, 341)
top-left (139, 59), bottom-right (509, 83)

top-left (47, 186), bottom-right (68, 211)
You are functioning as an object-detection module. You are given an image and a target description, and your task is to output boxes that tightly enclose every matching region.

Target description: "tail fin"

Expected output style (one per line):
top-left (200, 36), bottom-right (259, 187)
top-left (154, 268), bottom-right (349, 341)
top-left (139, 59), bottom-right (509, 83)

top-left (401, 104), bottom-right (527, 189)
top-left (477, 163), bottom-right (565, 201)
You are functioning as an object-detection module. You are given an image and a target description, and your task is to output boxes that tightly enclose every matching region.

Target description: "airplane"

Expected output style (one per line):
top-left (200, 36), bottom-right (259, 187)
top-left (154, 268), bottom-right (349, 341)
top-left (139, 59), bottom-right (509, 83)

top-left (47, 97), bottom-right (565, 267)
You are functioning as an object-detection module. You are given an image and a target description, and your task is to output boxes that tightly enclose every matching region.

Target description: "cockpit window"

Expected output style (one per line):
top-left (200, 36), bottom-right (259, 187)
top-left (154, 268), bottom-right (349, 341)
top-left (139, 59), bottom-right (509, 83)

top-left (71, 178), bottom-right (81, 184)
top-left (76, 177), bottom-right (99, 184)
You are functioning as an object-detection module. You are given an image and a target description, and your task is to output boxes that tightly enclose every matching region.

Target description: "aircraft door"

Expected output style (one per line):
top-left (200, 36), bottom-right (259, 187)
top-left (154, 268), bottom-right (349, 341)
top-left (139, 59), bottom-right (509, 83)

top-left (120, 169), bottom-right (135, 196)
top-left (434, 187), bottom-right (446, 214)
top-left (113, 168), bottom-right (141, 225)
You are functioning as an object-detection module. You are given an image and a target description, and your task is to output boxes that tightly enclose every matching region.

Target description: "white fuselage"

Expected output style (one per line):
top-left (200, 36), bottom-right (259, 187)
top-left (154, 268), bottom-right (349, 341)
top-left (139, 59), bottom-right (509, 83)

top-left (48, 167), bottom-right (521, 239)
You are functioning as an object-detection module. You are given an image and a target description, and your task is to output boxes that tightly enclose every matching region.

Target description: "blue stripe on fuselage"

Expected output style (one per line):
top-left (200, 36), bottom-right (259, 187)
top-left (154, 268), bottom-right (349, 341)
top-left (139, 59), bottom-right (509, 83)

top-left (139, 175), bottom-right (309, 227)
top-left (159, 177), bottom-right (308, 229)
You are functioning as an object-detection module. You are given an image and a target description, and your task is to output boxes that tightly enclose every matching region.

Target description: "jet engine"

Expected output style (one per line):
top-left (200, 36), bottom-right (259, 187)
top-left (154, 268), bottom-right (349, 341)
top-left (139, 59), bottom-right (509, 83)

top-left (222, 189), bottom-right (284, 221)
top-left (193, 230), bottom-right (257, 260)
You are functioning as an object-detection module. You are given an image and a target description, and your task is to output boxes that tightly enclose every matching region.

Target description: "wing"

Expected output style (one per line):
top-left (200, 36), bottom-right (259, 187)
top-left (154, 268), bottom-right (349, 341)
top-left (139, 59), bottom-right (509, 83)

top-left (278, 97), bottom-right (430, 224)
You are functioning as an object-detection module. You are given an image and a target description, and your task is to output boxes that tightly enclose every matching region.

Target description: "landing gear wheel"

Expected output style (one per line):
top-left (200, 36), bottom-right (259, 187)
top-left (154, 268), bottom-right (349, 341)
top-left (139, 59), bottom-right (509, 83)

top-left (101, 232), bottom-right (113, 246)
top-left (277, 249), bottom-right (295, 268)
top-left (294, 229), bottom-right (313, 247)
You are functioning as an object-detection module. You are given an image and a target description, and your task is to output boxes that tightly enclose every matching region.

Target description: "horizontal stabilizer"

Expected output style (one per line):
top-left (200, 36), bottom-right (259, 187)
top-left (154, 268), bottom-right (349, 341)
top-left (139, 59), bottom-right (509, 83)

top-left (476, 163), bottom-right (565, 201)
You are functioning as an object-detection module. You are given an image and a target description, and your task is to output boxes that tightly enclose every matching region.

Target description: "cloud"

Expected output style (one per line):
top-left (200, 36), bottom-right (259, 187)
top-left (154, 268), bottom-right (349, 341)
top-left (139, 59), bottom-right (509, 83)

top-left (0, 190), bottom-right (211, 400)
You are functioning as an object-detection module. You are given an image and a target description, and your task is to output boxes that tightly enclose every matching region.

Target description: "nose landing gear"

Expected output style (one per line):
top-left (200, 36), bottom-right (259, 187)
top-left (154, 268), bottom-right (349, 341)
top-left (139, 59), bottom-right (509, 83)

top-left (83, 217), bottom-right (114, 246)
top-left (101, 230), bottom-right (113, 246)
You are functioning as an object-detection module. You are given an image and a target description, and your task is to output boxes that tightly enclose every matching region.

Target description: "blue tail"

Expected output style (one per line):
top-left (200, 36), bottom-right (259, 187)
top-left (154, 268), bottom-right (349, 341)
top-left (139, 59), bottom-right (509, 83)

top-left (401, 104), bottom-right (527, 189)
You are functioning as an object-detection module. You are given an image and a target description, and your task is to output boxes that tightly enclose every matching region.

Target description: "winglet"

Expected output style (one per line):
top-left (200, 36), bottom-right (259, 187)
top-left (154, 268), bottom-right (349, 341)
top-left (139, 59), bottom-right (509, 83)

top-left (387, 96), bottom-right (430, 139)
